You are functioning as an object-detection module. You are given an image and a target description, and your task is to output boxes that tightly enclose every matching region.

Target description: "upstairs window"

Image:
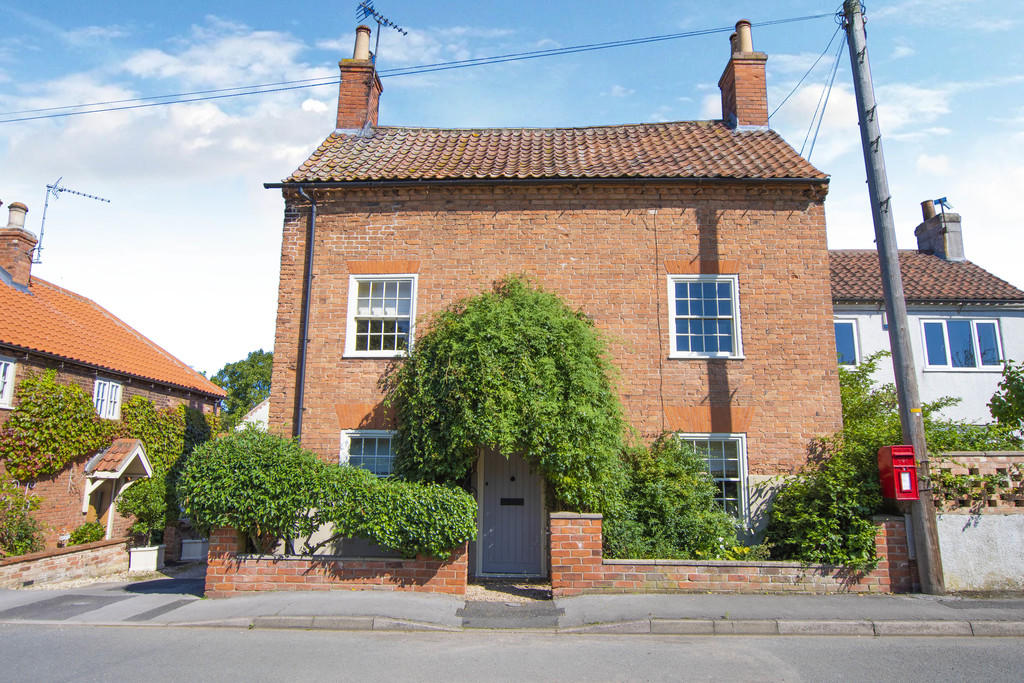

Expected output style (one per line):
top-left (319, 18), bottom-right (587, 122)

top-left (93, 378), bottom-right (123, 419)
top-left (833, 320), bottom-right (859, 366)
top-left (0, 356), bottom-right (14, 408)
top-left (340, 430), bottom-right (395, 478)
top-left (668, 275), bottom-right (742, 359)
top-left (345, 275), bottom-right (417, 357)
top-left (922, 319), bottom-right (1002, 369)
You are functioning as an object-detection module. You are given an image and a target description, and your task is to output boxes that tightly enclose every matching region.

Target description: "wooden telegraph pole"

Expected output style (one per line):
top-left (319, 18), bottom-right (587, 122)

top-left (841, 0), bottom-right (944, 593)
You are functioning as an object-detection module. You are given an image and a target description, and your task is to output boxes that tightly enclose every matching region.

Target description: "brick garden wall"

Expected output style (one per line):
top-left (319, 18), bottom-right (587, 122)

top-left (269, 181), bottom-right (841, 477)
top-left (204, 527), bottom-right (468, 598)
top-left (550, 513), bottom-right (915, 597)
top-left (0, 537), bottom-right (128, 589)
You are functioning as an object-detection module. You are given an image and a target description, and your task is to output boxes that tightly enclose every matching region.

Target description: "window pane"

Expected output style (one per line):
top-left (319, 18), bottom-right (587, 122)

top-left (357, 282), bottom-right (370, 298)
top-left (975, 322), bottom-right (1001, 366)
top-left (947, 320), bottom-right (975, 368)
top-left (834, 322), bottom-right (857, 365)
top-left (923, 322), bottom-right (947, 366)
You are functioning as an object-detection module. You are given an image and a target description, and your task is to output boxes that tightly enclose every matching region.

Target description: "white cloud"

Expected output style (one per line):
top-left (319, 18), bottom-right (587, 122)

top-left (891, 44), bottom-right (915, 59)
top-left (916, 153), bottom-right (951, 174)
top-left (301, 98), bottom-right (328, 113)
top-left (698, 93), bottom-right (719, 119)
top-left (606, 84), bottom-right (633, 97)
top-left (65, 24), bottom-right (130, 45)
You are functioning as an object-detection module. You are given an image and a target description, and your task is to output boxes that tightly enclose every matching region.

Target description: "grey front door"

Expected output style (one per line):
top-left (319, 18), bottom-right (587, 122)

top-left (480, 449), bottom-right (543, 575)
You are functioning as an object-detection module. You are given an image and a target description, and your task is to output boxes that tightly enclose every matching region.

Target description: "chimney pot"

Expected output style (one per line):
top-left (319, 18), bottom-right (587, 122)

top-left (736, 20), bottom-right (753, 52)
top-left (915, 199), bottom-right (965, 262)
top-left (353, 25), bottom-right (372, 61)
top-left (729, 33), bottom-right (738, 55)
top-left (921, 200), bottom-right (936, 220)
top-left (7, 202), bottom-right (28, 231)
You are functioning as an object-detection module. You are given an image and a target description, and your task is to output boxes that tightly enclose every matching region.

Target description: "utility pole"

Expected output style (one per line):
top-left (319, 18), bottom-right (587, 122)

top-left (842, 0), bottom-right (944, 594)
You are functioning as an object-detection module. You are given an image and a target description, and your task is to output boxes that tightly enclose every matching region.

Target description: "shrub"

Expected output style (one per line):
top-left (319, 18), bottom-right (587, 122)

top-left (990, 359), bottom-right (1024, 433)
top-left (116, 475), bottom-right (169, 546)
top-left (382, 276), bottom-right (626, 515)
top-left (0, 480), bottom-right (44, 557)
top-left (604, 435), bottom-right (739, 559)
top-left (67, 521), bottom-right (105, 546)
top-left (177, 428), bottom-right (477, 558)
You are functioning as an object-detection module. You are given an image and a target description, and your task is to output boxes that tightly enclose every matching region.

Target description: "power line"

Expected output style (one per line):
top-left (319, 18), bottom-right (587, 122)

top-left (806, 33), bottom-right (846, 161)
top-left (1, 12), bottom-right (835, 125)
top-left (769, 23), bottom-right (842, 120)
top-left (800, 33), bottom-right (846, 158)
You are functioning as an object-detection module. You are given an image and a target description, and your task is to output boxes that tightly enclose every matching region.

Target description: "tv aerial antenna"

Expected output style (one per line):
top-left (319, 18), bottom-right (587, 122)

top-left (34, 177), bottom-right (111, 264)
top-left (356, 1), bottom-right (408, 64)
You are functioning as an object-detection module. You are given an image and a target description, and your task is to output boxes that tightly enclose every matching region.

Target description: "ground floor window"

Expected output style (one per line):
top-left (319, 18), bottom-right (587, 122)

top-left (679, 433), bottom-right (747, 520)
top-left (339, 430), bottom-right (395, 478)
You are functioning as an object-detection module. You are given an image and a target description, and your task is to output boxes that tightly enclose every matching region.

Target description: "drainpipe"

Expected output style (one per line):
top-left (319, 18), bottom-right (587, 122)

top-left (294, 185), bottom-right (317, 442)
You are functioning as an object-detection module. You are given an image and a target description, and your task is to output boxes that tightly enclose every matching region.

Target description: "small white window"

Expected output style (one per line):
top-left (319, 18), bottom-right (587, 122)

top-left (921, 318), bottom-right (1003, 370)
top-left (668, 275), bottom-right (743, 359)
top-left (680, 433), bottom-right (748, 521)
top-left (344, 275), bottom-right (417, 358)
top-left (340, 430), bottom-right (396, 478)
top-left (93, 378), bottom-right (123, 419)
top-left (833, 319), bottom-right (859, 366)
top-left (0, 356), bottom-right (15, 408)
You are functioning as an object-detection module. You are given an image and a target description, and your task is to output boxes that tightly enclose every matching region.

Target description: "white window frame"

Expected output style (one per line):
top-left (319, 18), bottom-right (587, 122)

top-left (340, 429), bottom-right (397, 478)
top-left (833, 318), bottom-right (860, 366)
top-left (344, 274), bottom-right (418, 358)
top-left (667, 274), bottom-right (743, 359)
top-left (93, 378), bottom-right (123, 419)
top-left (0, 355), bottom-right (15, 408)
top-left (678, 433), bottom-right (749, 524)
top-left (920, 318), bottom-right (1003, 372)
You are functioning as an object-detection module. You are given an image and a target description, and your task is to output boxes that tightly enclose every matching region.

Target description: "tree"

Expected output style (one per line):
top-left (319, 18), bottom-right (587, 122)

top-left (211, 349), bottom-right (273, 430)
top-left (382, 276), bottom-right (626, 514)
top-left (990, 359), bottom-right (1024, 434)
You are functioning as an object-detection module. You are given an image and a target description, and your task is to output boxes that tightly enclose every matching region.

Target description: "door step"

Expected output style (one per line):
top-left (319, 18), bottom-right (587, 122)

top-left (457, 600), bottom-right (564, 629)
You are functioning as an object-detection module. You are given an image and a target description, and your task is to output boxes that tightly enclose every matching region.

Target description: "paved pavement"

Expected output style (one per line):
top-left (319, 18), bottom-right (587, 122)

top-left (1, 565), bottom-right (1023, 636)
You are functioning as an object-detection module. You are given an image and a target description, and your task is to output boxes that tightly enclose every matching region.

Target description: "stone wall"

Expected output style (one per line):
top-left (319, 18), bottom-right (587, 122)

top-left (0, 538), bottom-right (128, 589)
top-left (550, 513), bottom-right (915, 597)
top-left (204, 527), bottom-right (468, 598)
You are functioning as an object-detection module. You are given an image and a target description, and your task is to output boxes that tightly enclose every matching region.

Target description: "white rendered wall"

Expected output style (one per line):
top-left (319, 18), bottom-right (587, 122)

top-left (937, 514), bottom-right (1024, 591)
top-left (834, 305), bottom-right (1024, 423)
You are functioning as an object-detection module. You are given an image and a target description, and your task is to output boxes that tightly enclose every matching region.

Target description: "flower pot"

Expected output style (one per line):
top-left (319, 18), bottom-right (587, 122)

top-left (180, 539), bottom-right (209, 562)
top-left (128, 544), bottom-right (166, 572)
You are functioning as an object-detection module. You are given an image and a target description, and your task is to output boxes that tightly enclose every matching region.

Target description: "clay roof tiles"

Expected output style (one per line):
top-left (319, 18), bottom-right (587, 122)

top-left (0, 277), bottom-right (225, 397)
top-left (87, 438), bottom-right (143, 474)
top-left (286, 121), bottom-right (827, 183)
top-left (830, 250), bottom-right (1024, 303)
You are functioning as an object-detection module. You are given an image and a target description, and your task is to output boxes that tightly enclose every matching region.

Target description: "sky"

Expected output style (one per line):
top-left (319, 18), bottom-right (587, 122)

top-left (1, 1), bottom-right (1022, 376)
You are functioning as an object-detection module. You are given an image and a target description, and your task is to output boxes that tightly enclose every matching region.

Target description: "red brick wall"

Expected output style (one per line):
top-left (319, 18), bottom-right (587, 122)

top-left (0, 537), bottom-right (128, 589)
top-left (269, 182), bottom-right (841, 476)
top-left (336, 60), bottom-right (381, 129)
top-left (550, 513), bottom-right (915, 597)
top-left (204, 527), bottom-right (468, 597)
top-left (0, 227), bottom-right (35, 288)
top-left (718, 54), bottom-right (769, 127)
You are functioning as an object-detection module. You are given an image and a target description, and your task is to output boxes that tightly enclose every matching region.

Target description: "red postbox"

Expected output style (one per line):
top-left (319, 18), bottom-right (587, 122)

top-left (877, 445), bottom-right (919, 501)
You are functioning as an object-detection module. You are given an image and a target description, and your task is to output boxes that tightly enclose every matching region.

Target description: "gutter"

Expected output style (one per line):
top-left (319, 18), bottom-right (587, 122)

top-left (263, 175), bottom-right (829, 190)
top-left (293, 186), bottom-right (318, 442)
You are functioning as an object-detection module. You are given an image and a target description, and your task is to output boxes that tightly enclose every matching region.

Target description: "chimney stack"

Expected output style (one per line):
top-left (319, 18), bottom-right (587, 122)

top-left (0, 202), bottom-right (36, 288)
top-left (915, 199), bottom-right (965, 262)
top-left (718, 20), bottom-right (769, 129)
top-left (336, 25), bottom-right (383, 131)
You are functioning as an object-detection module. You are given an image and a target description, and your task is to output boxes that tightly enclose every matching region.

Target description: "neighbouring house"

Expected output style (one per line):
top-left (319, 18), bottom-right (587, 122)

top-left (0, 200), bottom-right (226, 547)
top-left (235, 397), bottom-right (269, 431)
top-left (267, 21), bottom-right (842, 576)
top-left (830, 201), bottom-right (1024, 424)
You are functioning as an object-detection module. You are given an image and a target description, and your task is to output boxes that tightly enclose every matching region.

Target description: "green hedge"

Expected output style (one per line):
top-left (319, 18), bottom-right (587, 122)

top-left (178, 428), bottom-right (476, 559)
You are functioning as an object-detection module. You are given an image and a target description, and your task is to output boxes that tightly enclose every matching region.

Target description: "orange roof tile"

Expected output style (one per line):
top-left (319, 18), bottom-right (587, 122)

top-left (286, 121), bottom-right (827, 183)
top-left (0, 277), bottom-right (225, 397)
top-left (830, 250), bottom-right (1024, 304)
top-left (87, 438), bottom-right (143, 474)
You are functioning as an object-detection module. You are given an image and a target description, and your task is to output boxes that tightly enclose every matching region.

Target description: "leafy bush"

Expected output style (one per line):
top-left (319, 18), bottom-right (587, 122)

top-left (0, 370), bottom-right (116, 480)
top-left (382, 276), bottom-right (626, 514)
top-left (177, 428), bottom-right (477, 558)
top-left (766, 352), bottom-right (1022, 570)
top-left (604, 435), bottom-right (739, 559)
top-left (0, 480), bottom-right (44, 557)
top-left (990, 359), bottom-right (1024, 434)
top-left (67, 521), bottom-right (105, 546)
top-left (116, 475), bottom-right (169, 546)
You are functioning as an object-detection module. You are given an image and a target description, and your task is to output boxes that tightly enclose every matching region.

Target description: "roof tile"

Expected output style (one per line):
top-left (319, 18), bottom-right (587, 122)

top-left (830, 250), bottom-right (1024, 303)
top-left (286, 121), bottom-right (826, 183)
top-left (0, 278), bottom-right (225, 397)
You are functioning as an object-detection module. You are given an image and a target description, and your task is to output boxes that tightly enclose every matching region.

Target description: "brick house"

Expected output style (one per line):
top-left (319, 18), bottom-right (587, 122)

top-left (0, 200), bottom-right (225, 547)
top-left (267, 21), bottom-right (842, 575)
top-left (831, 202), bottom-right (1024, 423)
